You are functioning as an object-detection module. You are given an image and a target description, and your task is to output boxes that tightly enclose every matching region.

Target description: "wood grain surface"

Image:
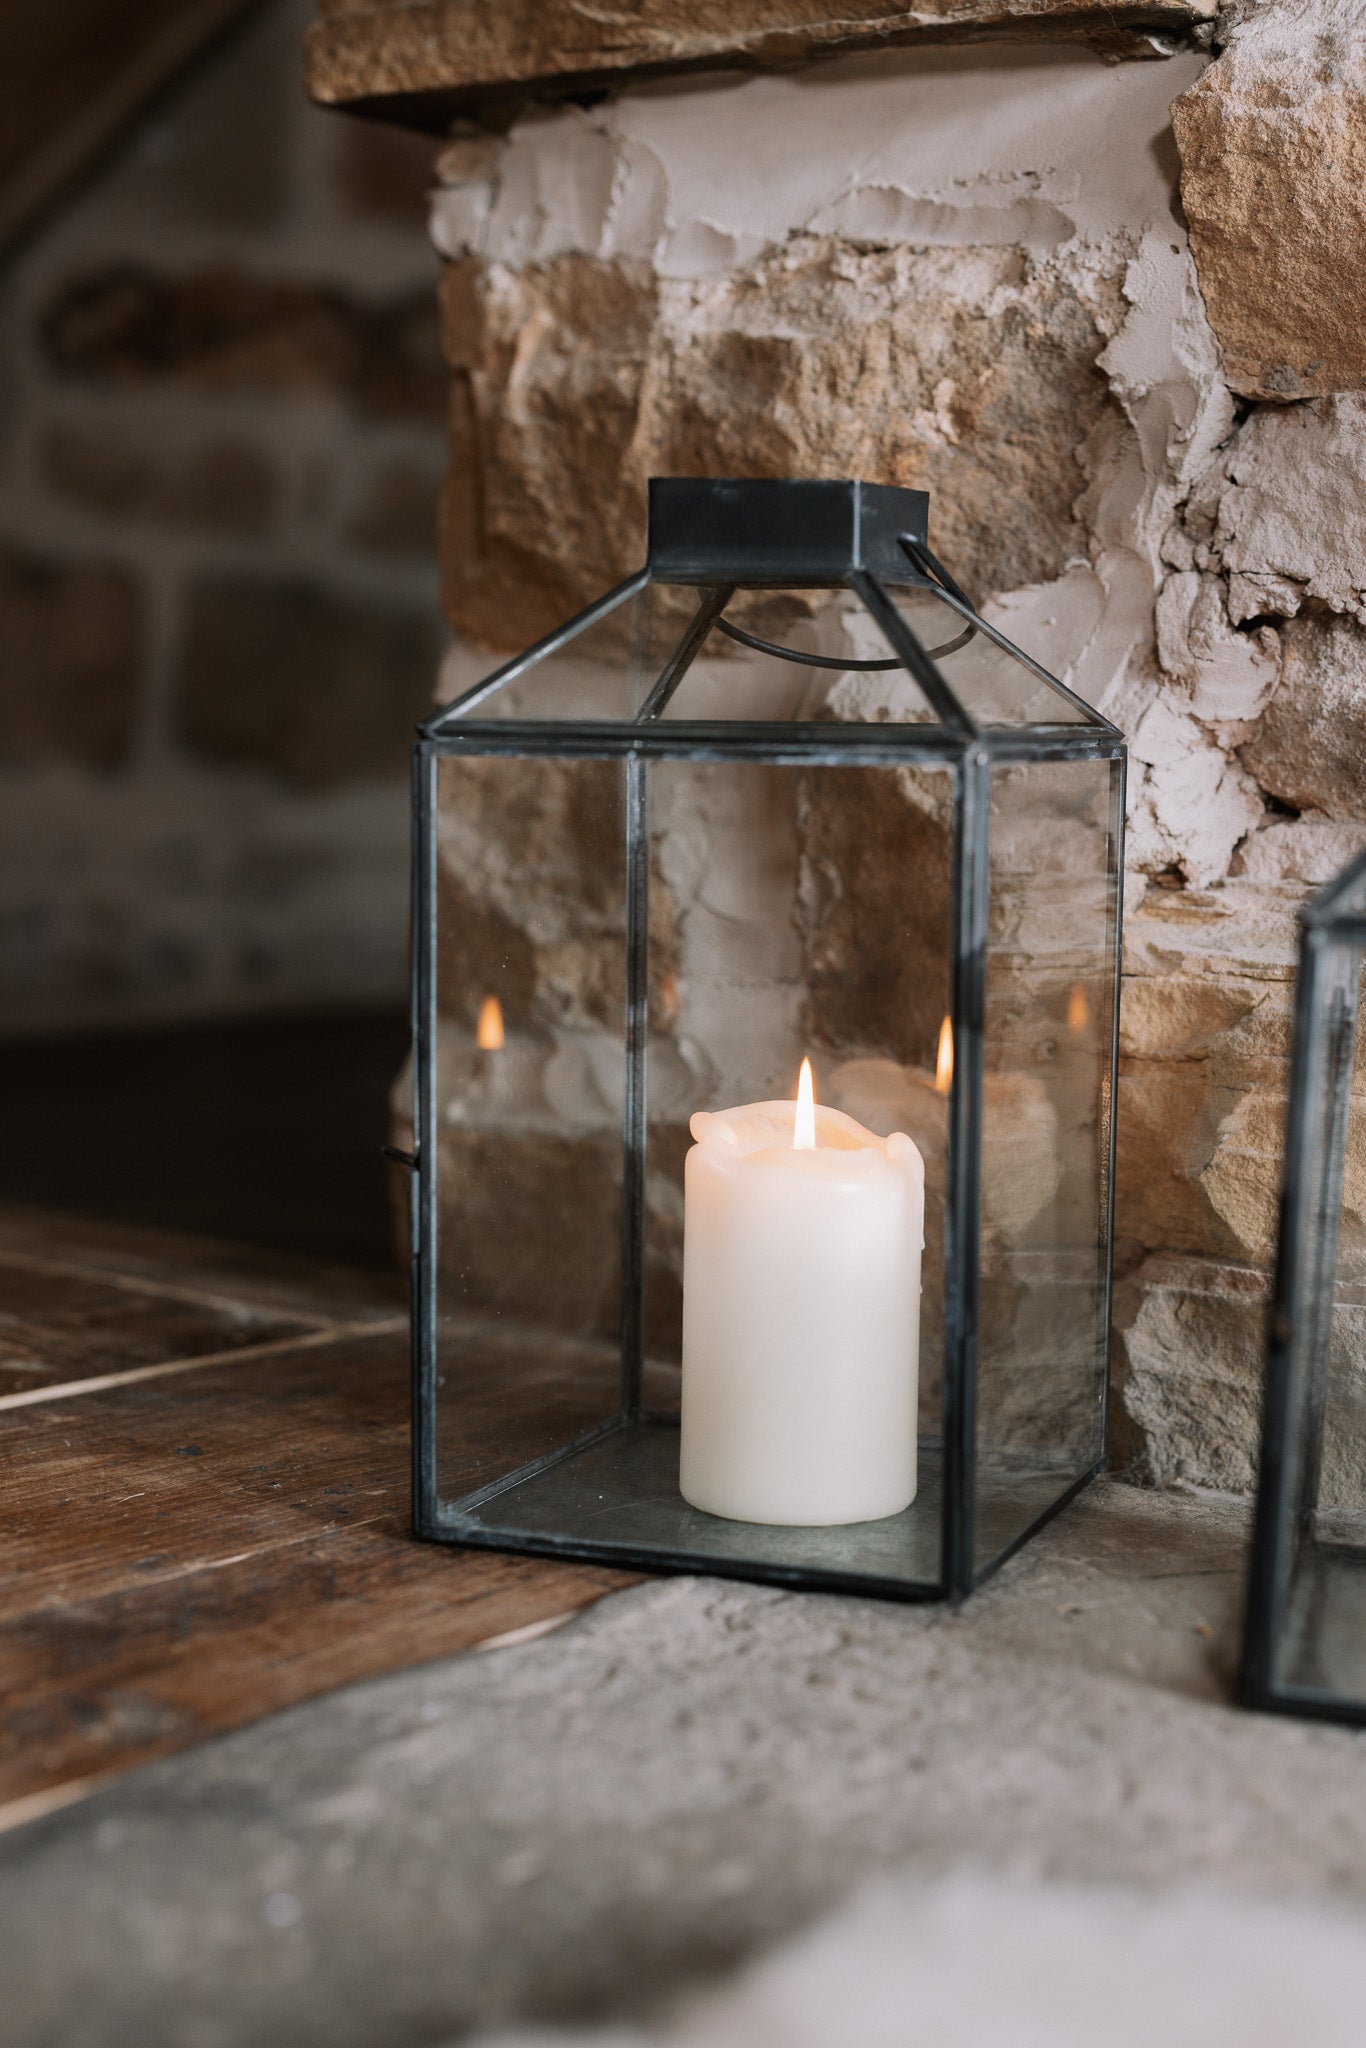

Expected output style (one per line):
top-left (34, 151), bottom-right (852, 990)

top-left (0, 1207), bottom-right (635, 1820)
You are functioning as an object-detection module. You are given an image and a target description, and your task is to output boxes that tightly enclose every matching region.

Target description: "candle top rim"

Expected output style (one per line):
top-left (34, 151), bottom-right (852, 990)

top-left (690, 1100), bottom-right (922, 1180)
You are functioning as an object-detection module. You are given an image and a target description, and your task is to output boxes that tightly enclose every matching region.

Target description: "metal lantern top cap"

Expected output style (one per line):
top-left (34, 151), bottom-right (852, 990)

top-left (427, 471), bottom-right (1125, 742)
top-left (647, 477), bottom-right (930, 586)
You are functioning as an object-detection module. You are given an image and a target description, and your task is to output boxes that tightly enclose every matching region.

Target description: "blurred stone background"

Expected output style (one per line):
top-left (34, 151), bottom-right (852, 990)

top-left (0, 0), bottom-right (446, 1260)
top-left (0, 0), bottom-right (444, 1031)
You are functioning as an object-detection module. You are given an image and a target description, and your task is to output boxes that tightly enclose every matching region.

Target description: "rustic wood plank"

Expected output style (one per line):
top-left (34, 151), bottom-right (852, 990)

top-left (0, 1292), bottom-right (640, 1809)
top-left (0, 1524), bottom-right (631, 1808)
top-left (0, 1204), bottom-right (403, 1327)
top-left (305, 0), bottom-right (1213, 126)
top-left (1, 1320), bottom-right (622, 1617)
top-left (0, 1327), bottom-right (413, 1621)
top-left (0, 1258), bottom-right (315, 1401)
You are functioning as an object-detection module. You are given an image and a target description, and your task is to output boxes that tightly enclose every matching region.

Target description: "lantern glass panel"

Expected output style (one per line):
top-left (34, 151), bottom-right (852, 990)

top-left (649, 587), bottom-right (942, 726)
top-left (413, 477), bottom-right (1124, 1601)
top-left (1245, 863), bottom-right (1366, 1720)
top-left (432, 751), bottom-right (630, 1506)
top-left (974, 754), bottom-right (1121, 1573)
top-left (634, 754), bottom-right (954, 1588)
top-left (440, 576), bottom-right (670, 725)
top-left (880, 587), bottom-right (1093, 726)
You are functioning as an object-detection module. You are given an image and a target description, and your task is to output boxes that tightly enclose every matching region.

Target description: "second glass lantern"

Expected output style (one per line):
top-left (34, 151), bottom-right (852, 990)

top-left (1243, 847), bottom-right (1366, 1720)
top-left (406, 477), bottom-right (1124, 1600)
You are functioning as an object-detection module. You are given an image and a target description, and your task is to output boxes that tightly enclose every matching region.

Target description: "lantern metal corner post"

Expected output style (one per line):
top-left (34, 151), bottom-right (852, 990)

top-left (411, 730), bottom-right (441, 1543)
top-left (408, 476), bottom-right (1125, 1602)
top-left (1242, 847), bottom-right (1366, 1726)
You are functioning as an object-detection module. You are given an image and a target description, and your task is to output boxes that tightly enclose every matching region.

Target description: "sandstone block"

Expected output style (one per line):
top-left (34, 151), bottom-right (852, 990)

top-left (43, 424), bottom-right (275, 536)
top-left (1173, 0), bottom-right (1366, 400)
top-left (0, 541), bottom-right (140, 770)
top-left (307, 0), bottom-right (1216, 116)
top-left (173, 575), bottom-right (440, 790)
top-left (1120, 1244), bottom-right (1366, 1503)
top-left (441, 240), bottom-right (1113, 647)
top-left (1214, 395), bottom-right (1366, 623)
top-left (42, 266), bottom-right (445, 423)
top-left (1240, 612), bottom-right (1366, 823)
top-left (1113, 1253), bottom-right (1268, 1489)
top-left (1116, 884), bottom-right (1301, 1267)
top-left (1233, 819), bottom-right (1366, 886)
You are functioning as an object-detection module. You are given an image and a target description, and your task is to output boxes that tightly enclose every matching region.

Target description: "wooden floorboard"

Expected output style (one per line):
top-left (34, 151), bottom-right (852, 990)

top-left (0, 1526), bottom-right (629, 1809)
top-left (0, 1210), bottom-right (640, 1813)
top-left (0, 1259), bottom-right (314, 1399)
top-left (0, 1203), bottom-right (405, 1325)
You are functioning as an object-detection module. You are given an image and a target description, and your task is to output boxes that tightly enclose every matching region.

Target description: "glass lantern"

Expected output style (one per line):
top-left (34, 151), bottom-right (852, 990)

top-left (1243, 848), bottom-right (1366, 1719)
top-left (403, 477), bottom-right (1124, 1600)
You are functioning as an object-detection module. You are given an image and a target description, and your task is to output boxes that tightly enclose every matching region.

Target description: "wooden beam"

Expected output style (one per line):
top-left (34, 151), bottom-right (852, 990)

top-left (305, 0), bottom-right (1215, 129)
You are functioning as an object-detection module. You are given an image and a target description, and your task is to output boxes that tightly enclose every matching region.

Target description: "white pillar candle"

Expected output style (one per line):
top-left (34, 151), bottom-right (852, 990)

top-left (680, 1064), bottom-right (924, 1526)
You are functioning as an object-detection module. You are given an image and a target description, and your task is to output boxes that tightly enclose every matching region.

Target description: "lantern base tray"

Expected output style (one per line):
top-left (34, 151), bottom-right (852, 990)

top-left (1253, 1543), bottom-right (1366, 1725)
top-left (432, 1415), bottom-right (1097, 1601)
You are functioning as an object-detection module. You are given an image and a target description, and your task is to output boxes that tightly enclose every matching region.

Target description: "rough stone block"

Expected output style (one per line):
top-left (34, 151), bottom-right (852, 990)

top-left (1240, 612), bottom-right (1366, 823)
top-left (1233, 818), bottom-right (1366, 886)
top-left (0, 542), bottom-right (140, 770)
top-left (172, 575), bottom-right (440, 790)
top-left (1116, 884), bottom-right (1301, 1268)
top-left (1113, 1253), bottom-right (1268, 1489)
top-left (1173, 0), bottom-right (1366, 400)
top-left (440, 242), bottom-right (1112, 648)
top-left (1209, 393), bottom-right (1366, 623)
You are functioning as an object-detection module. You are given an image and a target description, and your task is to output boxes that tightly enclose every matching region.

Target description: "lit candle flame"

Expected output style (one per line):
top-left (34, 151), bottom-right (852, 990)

top-left (794, 1056), bottom-right (816, 1150)
top-left (935, 1015), bottom-right (954, 1096)
top-left (1067, 984), bottom-right (1090, 1034)
top-left (476, 994), bottom-right (505, 1051)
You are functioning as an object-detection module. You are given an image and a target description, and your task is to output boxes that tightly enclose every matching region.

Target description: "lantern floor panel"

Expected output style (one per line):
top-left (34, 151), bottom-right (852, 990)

top-left (1274, 1546), bottom-right (1366, 1717)
top-left (442, 1418), bottom-right (943, 1594)
top-left (436, 1417), bottom-right (1098, 1598)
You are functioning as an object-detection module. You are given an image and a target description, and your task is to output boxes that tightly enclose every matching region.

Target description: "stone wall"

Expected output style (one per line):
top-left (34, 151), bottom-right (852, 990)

top-left (0, 0), bottom-right (446, 1032)
top-left (415, 10), bottom-right (1366, 1493)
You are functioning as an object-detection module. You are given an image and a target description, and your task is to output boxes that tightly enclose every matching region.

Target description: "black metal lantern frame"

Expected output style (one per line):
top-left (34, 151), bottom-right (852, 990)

top-left (405, 478), bottom-right (1125, 1601)
top-left (1244, 847), bottom-right (1366, 1721)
